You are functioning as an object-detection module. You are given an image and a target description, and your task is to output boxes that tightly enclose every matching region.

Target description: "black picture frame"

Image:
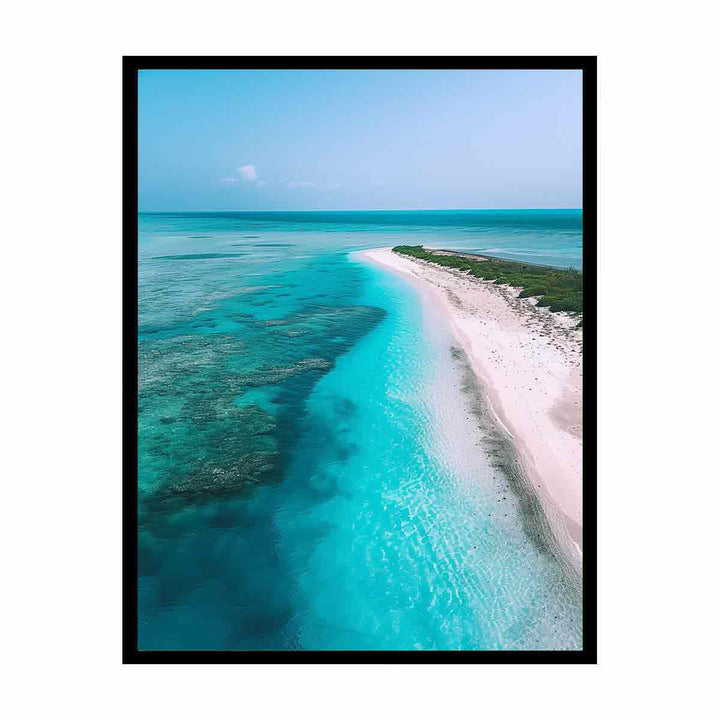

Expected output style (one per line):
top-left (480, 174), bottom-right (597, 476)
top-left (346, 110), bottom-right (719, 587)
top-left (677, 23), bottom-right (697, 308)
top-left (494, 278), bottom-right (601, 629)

top-left (123, 56), bottom-right (597, 664)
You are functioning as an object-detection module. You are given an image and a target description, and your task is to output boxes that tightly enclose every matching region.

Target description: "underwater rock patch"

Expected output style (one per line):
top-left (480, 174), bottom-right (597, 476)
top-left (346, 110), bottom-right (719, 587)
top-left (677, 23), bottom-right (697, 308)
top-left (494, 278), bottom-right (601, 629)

top-left (166, 452), bottom-right (278, 498)
top-left (139, 303), bottom-right (387, 513)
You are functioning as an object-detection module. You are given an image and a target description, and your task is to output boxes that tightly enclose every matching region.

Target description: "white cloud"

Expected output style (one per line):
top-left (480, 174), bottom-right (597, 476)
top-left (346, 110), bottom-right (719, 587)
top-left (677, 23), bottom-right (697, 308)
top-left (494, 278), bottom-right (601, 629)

top-left (288, 180), bottom-right (316, 188)
top-left (237, 164), bottom-right (258, 181)
top-left (222, 165), bottom-right (267, 187)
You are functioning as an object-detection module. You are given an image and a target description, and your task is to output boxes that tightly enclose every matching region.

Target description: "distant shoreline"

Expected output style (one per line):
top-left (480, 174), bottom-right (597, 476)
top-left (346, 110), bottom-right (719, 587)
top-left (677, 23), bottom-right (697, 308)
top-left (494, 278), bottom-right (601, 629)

top-left (359, 247), bottom-right (583, 572)
top-left (427, 247), bottom-right (578, 270)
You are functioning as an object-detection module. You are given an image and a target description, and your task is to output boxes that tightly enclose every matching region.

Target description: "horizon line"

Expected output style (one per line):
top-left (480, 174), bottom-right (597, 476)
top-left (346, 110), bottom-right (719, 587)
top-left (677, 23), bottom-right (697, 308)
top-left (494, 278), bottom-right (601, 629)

top-left (139, 207), bottom-right (583, 214)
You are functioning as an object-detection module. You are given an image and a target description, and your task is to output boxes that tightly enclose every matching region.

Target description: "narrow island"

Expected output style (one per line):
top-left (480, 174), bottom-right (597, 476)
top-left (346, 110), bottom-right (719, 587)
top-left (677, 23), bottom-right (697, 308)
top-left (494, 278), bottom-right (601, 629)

top-left (360, 245), bottom-right (584, 571)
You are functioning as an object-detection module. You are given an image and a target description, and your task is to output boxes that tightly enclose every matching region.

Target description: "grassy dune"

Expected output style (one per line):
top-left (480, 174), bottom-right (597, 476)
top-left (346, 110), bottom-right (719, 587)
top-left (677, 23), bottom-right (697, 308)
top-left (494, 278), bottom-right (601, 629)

top-left (392, 245), bottom-right (583, 316)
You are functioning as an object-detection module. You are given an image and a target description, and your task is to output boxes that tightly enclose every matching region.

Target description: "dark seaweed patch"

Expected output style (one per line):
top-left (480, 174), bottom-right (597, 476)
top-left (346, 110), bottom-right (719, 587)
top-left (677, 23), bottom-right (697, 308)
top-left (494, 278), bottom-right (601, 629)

top-left (230, 242), bottom-right (296, 248)
top-left (153, 253), bottom-right (247, 260)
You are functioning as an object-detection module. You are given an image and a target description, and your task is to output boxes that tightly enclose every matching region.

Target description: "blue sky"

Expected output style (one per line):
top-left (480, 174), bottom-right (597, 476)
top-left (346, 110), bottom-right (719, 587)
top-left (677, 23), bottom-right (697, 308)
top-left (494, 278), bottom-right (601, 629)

top-left (138, 69), bottom-right (582, 211)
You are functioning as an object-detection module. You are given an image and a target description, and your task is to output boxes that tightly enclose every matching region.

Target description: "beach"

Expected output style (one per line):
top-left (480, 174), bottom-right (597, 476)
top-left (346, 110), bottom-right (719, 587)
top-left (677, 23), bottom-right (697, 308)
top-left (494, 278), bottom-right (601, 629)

top-left (360, 247), bottom-right (583, 570)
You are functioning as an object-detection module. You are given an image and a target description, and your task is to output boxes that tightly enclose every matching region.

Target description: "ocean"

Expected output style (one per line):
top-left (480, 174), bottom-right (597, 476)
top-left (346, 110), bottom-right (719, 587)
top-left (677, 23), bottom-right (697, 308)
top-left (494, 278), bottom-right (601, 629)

top-left (137, 209), bottom-right (583, 650)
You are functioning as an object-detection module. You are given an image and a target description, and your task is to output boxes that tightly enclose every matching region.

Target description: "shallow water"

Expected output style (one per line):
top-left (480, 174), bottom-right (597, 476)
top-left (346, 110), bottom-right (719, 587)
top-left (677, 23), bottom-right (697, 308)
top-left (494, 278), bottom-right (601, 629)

top-left (137, 210), bottom-right (582, 650)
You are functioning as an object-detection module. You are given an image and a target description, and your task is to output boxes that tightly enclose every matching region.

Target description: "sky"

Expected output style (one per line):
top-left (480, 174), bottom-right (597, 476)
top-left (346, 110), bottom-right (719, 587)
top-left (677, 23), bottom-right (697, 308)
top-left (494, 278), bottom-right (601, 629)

top-left (138, 69), bottom-right (582, 212)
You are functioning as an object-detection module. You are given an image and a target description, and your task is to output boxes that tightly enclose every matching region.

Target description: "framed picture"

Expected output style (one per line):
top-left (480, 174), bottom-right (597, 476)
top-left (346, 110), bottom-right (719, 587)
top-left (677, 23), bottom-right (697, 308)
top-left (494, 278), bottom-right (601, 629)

top-left (124, 56), bottom-right (596, 663)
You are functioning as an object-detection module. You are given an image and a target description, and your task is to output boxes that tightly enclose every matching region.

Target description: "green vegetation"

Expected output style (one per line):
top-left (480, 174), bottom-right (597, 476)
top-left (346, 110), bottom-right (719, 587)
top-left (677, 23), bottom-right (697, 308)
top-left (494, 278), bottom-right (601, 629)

top-left (393, 245), bottom-right (583, 316)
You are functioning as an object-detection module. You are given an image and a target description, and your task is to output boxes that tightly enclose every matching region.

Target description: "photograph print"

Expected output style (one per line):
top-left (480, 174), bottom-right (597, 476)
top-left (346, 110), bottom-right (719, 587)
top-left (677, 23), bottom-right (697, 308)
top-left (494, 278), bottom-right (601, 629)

top-left (126, 57), bottom-right (596, 661)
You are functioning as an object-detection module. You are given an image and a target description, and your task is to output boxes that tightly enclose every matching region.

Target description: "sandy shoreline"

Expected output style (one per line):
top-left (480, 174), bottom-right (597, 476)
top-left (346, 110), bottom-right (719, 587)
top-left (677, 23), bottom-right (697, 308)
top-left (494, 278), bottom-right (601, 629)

top-left (358, 247), bottom-right (583, 570)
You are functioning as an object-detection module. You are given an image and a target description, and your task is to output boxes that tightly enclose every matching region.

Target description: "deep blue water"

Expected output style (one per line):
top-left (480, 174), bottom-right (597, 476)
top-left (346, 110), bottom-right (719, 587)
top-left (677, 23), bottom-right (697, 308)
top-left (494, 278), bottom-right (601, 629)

top-left (138, 210), bottom-right (582, 650)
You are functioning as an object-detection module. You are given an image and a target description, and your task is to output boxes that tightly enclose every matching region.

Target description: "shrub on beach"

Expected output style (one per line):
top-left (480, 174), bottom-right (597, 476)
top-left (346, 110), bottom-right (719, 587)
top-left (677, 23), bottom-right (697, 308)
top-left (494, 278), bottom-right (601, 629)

top-left (392, 245), bottom-right (583, 317)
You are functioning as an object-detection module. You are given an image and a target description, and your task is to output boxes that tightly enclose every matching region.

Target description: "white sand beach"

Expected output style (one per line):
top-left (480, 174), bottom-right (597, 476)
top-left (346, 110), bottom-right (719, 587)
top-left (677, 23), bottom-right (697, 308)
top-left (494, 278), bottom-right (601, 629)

top-left (360, 248), bottom-right (583, 569)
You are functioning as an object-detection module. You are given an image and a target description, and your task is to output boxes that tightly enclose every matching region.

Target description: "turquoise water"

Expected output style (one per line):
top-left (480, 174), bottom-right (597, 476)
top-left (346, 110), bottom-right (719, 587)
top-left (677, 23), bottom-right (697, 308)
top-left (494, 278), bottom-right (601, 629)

top-left (138, 210), bottom-right (582, 650)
